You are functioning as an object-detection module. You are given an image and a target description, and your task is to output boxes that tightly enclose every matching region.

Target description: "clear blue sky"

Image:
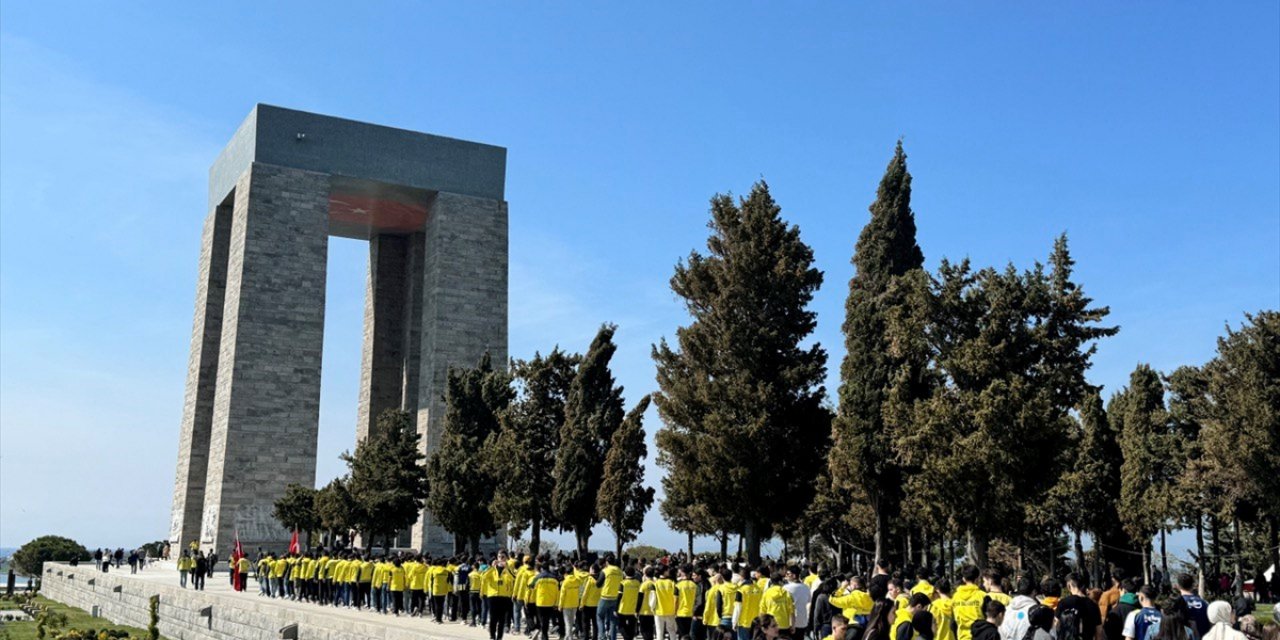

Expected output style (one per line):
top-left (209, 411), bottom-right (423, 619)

top-left (2, 2), bottom-right (1276, 559)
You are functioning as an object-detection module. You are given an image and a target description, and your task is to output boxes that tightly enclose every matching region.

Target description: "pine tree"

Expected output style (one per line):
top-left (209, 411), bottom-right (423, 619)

top-left (314, 477), bottom-right (358, 547)
top-left (1199, 311), bottom-right (1280, 578)
top-left (653, 181), bottom-right (830, 563)
top-left (272, 483), bottom-right (319, 541)
top-left (597, 395), bottom-right (657, 558)
top-left (831, 141), bottom-right (928, 562)
top-left (553, 324), bottom-right (626, 553)
top-left (1116, 364), bottom-right (1176, 584)
top-left (343, 408), bottom-right (430, 551)
top-left (428, 353), bottom-right (513, 553)
top-left (487, 348), bottom-right (578, 555)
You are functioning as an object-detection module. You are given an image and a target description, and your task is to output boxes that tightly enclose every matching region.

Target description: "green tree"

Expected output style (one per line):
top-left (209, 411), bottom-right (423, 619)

top-left (11, 535), bottom-right (88, 577)
top-left (653, 182), bottom-right (830, 563)
top-left (272, 483), bottom-right (319, 543)
top-left (1199, 311), bottom-right (1280, 580)
top-left (314, 476), bottom-right (358, 546)
top-left (597, 395), bottom-right (657, 557)
top-left (342, 408), bottom-right (430, 551)
top-left (554, 324), bottom-right (626, 553)
top-left (488, 348), bottom-right (578, 554)
top-left (831, 141), bottom-right (928, 562)
top-left (1115, 364), bottom-right (1177, 583)
top-left (1167, 364), bottom-right (1213, 588)
top-left (428, 353), bottom-right (513, 553)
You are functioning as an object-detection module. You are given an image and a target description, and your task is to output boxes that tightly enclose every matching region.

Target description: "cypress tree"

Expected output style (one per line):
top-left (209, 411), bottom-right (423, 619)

top-left (597, 395), bottom-right (657, 558)
top-left (487, 348), bottom-right (578, 555)
top-left (1116, 364), bottom-right (1176, 584)
top-left (653, 181), bottom-right (829, 563)
top-left (831, 141), bottom-right (928, 562)
top-left (553, 324), bottom-right (626, 554)
top-left (427, 353), bottom-right (514, 553)
top-left (343, 408), bottom-right (430, 550)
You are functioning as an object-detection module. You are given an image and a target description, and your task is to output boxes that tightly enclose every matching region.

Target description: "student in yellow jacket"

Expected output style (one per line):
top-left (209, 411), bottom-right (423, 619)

top-left (716, 569), bottom-right (739, 629)
top-left (912, 573), bottom-right (937, 600)
top-left (895, 594), bottom-right (933, 640)
top-left (734, 567), bottom-right (764, 640)
top-left (531, 563), bottom-right (561, 640)
top-left (485, 557), bottom-right (517, 640)
top-left (829, 578), bottom-right (874, 624)
top-left (514, 559), bottom-right (532, 631)
top-left (980, 571), bottom-right (1010, 607)
top-left (638, 568), bottom-right (658, 640)
top-left (761, 574), bottom-right (796, 632)
top-left (582, 564), bottom-right (603, 640)
top-left (651, 567), bottom-right (680, 640)
top-left (701, 570), bottom-right (725, 632)
top-left (561, 565), bottom-right (585, 639)
top-left (389, 560), bottom-right (408, 616)
top-left (407, 559), bottom-right (427, 617)
top-left (430, 559), bottom-right (452, 623)
top-left (358, 557), bottom-right (375, 610)
top-left (930, 580), bottom-right (956, 640)
top-left (468, 560), bottom-right (485, 627)
top-left (619, 568), bottom-right (643, 640)
top-left (951, 567), bottom-right (988, 640)
top-left (804, 565), bottom-right (822, 592)
top-left (676, 567), bottom-right (699, 639)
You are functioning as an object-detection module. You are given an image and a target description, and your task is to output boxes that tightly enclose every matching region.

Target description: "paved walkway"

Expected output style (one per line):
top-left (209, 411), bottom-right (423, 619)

top-left (90, 562), bottom-right (502, 639)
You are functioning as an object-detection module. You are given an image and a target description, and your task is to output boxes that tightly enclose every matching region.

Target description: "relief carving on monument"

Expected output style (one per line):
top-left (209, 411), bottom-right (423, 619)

top-left (233, 504), bottom-right (286, 543)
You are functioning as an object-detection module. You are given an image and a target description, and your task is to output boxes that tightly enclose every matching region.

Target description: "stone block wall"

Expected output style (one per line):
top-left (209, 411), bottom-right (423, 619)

top-left (39, 562), bottom-right (460, 640)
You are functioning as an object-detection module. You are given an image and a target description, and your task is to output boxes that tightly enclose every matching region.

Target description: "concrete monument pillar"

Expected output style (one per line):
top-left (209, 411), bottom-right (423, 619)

top-left (170, 104), bottom-right (508, 554)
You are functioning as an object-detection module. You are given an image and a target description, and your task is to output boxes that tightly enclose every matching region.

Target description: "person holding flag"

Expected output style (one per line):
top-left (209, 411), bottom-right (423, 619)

top-left (231, 531), bottom-right (246, 592)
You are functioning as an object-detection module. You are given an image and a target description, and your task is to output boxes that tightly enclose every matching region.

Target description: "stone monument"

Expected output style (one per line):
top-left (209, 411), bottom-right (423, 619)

top-left (169, 104), bottom-right (508, 555)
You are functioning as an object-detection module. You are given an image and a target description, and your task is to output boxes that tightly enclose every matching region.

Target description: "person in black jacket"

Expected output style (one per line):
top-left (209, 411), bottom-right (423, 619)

top-left (193, 552), bottom-right (208, 591)
top-left (811, 579), bottom-right (838, 640)
top-left (971, 600), bottom-right (1005, 640)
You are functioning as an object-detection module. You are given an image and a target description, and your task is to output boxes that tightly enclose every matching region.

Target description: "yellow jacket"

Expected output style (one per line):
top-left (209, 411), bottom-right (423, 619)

top-left (761, 585), bottom-right (796, 629)
top-left (676, 579), bottom-right (698, 617)
top-left (483, 566), bottom-right (515, 598)
top-left (561, 571), bottom-right (584, 609)
top-left (620, 578), bottom-right (642, 616)
top-left (651, 578), bottom-right (678, 617)
top-left (931, 597), bottom-right (956, 640)
top-left (951, 584), bottom-right (987, 640)
top-left (533, 573), bottom-right (561, 607)
top-left (735, 582), bottom-right (763, 629)
top-left (830, 589), bottom-right (873, 619)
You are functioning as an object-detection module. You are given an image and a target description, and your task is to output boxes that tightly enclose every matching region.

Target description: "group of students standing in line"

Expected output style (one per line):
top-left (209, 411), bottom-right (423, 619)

top-left (169, 545), bottom-right (1277, 640)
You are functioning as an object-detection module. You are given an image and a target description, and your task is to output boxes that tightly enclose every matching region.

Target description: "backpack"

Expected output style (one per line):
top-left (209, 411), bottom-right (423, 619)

top-left (1058, 606), bottom-right (1082, 640)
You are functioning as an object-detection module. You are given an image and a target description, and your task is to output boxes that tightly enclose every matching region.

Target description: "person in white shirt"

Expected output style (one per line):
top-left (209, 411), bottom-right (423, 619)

top-left (784, 566), bottom-right (812, 636)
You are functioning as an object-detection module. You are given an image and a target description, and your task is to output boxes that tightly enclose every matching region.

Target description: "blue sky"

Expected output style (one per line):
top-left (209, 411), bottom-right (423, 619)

top-left (1, 2), bottom-right (1276, 560)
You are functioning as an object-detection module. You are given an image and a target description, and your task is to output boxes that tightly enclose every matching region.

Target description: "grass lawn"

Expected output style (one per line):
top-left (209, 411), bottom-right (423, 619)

top-left (0, 594), bottom-right (165, 640)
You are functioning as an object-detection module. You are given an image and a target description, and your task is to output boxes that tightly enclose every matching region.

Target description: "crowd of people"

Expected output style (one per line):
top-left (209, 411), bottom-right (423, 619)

top-left (166, 546), bottom-right (1278, 640)
top-left (91, 547), bottom-right (151, 575)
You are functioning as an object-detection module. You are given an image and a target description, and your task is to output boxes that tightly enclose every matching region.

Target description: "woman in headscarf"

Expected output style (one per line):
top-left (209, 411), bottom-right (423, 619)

top-left (1201, 601), bottom-right (1245, 640)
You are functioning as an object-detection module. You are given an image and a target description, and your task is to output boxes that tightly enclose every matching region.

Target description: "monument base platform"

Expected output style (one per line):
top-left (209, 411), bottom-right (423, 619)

top-left (40, 562), bottom-right (496, 640)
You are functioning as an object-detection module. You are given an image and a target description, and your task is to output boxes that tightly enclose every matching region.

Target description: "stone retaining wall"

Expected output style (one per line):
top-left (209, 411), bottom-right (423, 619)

top-left (38, 562), bottom-right (453, 640)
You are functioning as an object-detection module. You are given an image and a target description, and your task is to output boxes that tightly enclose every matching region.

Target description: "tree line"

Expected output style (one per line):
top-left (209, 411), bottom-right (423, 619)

top-left (275, 326), bottom-right (655, 559)
top-left (276, 141), bottom-right (1277, 590)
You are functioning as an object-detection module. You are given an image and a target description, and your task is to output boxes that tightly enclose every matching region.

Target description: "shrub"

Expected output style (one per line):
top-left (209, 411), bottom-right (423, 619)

top-left (12, 536), bottom-right (89, 577)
